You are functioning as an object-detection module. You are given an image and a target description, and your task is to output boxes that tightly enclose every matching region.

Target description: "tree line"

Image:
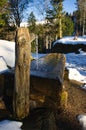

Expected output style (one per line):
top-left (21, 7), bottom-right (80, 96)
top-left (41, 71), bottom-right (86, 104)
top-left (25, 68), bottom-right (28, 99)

top-left (0, 0), bottom-right (86, 51)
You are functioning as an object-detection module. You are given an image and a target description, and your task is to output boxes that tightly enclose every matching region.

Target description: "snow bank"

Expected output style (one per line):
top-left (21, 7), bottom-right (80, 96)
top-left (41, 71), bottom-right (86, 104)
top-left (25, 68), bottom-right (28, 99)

top-left (81, 84), bottom-right (86, 90)
top-left (0, 120), bottom-right (22, 130)
top-left (0, 57), bottom-right (8, 73)
top-left (66, 50), bottom-right (86, 86)
top-left (0, 40), bottom-right (15, 68)
top-left (68, 68), bottom-right (86, 84)
top-left (54, 36), bottom-right (86, 45)
top-left (77, 115), bottom-right (86, 130)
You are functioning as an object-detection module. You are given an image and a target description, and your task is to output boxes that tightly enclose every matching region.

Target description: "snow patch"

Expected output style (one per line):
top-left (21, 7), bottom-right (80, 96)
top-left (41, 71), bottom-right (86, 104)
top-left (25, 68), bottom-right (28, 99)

top-left (0, 120), bottom-right (22, 130)
top-left (0, 40), bottom-right (15, 67)
top-left (82, 84), bottom-right (86, 90)
top-left (67, 68), bottom-right (86, 84)
top-left (0, 57), bottom-right (8, 73)
top-left (66, 50), bottom-right (86, 86)
top-left (77, 115), bottom-right (86, 130)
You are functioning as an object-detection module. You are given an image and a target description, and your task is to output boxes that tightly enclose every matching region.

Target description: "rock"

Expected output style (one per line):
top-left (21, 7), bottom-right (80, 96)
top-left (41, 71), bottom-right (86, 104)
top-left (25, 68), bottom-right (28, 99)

top-left (53, 43), bottom-right (86, 53)
top-left (22, 108), bottom-right (57, 130)
top-left (29, 100), bottom-right (37, 110)
top-left (0, 72), bottom-right (14, 112)
top-left (73, 36), bottom-right (78, 40)
top-left (41, 109), bottom-right (57, 130)
top-left (30, 53), bottom-right (66, 110)
top-left (31, 53), bottom-right (65, 81)
top-left (0, 74), bottom-right (4, 96)
top-left (60, 90), bottom-right (68, 109)
top-left (64, 67), bottom-right (69, 80)
top-left (0, 97), bottom-right (6, 109)
top-left (0, 53), bottom-right (66, 117)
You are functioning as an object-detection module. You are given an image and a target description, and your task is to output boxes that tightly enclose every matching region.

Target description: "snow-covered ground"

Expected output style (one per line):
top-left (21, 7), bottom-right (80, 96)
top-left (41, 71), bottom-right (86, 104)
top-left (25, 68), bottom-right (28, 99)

top-left (54, 36), bottom-right (86, 45)
top-left (0, 40), bottom-right (15, 68)
top-left (65, 49), bottom-right (86, 84)
top-left (0, 120), bottom-right (22, 130)
top-left (0, 37), bottom-right (86, 129)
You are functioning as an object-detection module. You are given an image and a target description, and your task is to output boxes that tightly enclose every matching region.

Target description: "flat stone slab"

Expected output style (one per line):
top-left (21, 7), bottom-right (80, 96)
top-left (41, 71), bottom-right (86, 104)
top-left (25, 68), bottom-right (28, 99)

top-left (31, 53), bottom-right (65, 83)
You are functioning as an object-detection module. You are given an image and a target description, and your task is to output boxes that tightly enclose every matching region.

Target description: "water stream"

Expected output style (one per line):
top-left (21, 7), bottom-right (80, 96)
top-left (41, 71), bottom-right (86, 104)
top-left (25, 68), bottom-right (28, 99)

top-left (35, 35), bottom-right (39, 70)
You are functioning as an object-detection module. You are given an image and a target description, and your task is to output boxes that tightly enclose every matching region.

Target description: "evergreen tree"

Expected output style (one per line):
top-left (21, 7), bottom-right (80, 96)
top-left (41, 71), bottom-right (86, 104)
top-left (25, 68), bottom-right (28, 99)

top-left (28, 12), bottom-right (36, 33)
top-left (0, 0), bottom-right (8, 27)
top-left (76, 0), bottom-right (86, 35)
top-left (46, 0), bottom-right (64, 39)
top-left (0, 0), bottom-right (7, 12)
top-left (62, 15), bottom-right (74, 36)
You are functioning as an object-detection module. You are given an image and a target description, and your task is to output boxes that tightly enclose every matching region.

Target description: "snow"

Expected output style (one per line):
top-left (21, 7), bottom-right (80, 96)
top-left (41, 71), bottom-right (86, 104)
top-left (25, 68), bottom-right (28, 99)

top-left (20, 20), bottom-right (48, 27)
top-left (0, 40), bottom-right (15, 68)
top-left (77, 115), bottom-right (86, 130)
top-left (67, 68), bottom-right (86, 83)
top-left (0, 57), bottom-right (8, 73)
top-left (0, 120), bottom-right (22, 130)
top-left (66, 50), bottom-right (86, 84)
top-left (54, 36), bottom-right (86, 45)
top-left (82, 84), bottom-right (86, 90)
top-left (20, 22), bottom-right (28, 27)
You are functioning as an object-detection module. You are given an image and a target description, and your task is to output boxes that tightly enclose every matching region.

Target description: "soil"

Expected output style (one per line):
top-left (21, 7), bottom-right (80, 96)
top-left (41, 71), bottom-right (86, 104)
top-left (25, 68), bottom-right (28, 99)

top-left (0, 79), bottom-right (86, 130)
top-left (55, 79), bottom-right (86, 130)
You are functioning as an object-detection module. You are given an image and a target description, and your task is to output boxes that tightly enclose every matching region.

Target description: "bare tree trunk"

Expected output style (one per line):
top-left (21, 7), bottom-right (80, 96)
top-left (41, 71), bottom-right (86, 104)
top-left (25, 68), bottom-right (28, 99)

top-left (13, 27), bottom-right (31, 119)
top-left (82, 11), bottom-right (85, 36)
top-left (46, 35), bottom-right (49, 50)
top-left (59, 17), bottom-right (62, 39)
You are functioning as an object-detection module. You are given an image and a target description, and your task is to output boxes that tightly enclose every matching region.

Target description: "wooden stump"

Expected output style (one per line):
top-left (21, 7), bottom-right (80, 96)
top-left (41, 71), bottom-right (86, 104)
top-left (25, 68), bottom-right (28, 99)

top-left (13, 27), bottom-right (31, 119)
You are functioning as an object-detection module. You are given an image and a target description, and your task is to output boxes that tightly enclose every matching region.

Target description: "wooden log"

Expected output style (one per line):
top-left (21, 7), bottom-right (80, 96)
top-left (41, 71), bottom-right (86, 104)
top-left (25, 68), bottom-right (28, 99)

top-left (13, 27), bottom-right (31, 119)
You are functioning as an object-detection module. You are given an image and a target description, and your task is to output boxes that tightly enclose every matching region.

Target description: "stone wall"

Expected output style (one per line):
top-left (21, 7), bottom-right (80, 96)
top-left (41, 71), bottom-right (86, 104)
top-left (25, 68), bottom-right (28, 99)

top-left (0, 53), bottom-right (66, 114)
top-left (30, 53), bottom-right (66, 110)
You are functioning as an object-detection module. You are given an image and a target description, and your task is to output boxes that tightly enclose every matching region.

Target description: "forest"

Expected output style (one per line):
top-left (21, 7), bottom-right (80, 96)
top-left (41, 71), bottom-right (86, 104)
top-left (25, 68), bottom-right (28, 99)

top-left (0, 0), bottom-right (86, 52)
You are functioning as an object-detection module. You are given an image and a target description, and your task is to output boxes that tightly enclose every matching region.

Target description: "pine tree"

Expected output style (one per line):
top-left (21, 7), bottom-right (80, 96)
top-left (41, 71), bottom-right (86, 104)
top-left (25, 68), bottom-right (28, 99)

top-left (28, 12), bottom-right (36, 33)
top-left (0, 0), bottom-right (8, 27)
top-left (77, 0), bottom-right (86, 35)
top-left (62, 15), bottom-right (74, 36)
top-left (46, 0), bottom-right (64, 39)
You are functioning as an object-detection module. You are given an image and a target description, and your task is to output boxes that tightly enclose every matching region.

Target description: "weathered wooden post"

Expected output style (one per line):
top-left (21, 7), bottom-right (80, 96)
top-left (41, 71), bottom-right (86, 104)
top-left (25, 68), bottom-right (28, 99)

top-left (13, 27), bottom-right (31, 119)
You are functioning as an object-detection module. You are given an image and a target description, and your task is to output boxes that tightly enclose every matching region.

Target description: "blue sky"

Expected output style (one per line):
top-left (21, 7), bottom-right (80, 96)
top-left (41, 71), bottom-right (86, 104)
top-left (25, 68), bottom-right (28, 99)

top-left (63, 0), bottom-right (77, 14)
top-left (24, 0), bottom-right (77, 21)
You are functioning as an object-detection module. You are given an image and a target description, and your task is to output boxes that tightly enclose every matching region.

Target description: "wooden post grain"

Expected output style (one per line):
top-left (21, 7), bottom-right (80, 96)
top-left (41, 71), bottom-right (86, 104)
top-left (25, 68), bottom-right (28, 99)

top-left (13, 27), bottom-right (31, 119)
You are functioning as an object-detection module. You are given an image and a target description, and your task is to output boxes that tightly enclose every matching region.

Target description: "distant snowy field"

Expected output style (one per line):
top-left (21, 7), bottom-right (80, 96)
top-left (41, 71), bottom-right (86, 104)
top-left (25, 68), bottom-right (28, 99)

top-left (0, 37), bottom-right (86, 129)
